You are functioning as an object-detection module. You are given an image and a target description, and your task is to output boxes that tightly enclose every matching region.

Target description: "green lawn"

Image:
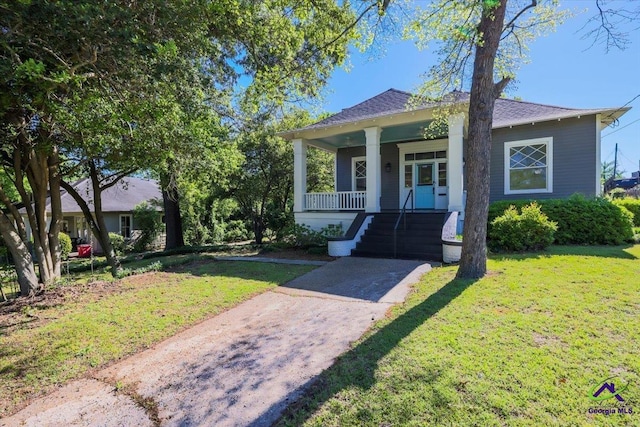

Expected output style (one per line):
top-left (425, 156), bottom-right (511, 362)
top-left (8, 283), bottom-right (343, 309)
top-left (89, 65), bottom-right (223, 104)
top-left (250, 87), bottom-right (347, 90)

top-left (0, 256), bottom-right (314, 417)
top-left (277, 245), bottom-right (640, 427)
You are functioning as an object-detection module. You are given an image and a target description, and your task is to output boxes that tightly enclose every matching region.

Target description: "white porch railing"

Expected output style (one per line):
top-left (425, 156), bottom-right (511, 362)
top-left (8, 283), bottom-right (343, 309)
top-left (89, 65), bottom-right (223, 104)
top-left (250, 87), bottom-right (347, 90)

top-left (304, 191), bottom-right (367, 211)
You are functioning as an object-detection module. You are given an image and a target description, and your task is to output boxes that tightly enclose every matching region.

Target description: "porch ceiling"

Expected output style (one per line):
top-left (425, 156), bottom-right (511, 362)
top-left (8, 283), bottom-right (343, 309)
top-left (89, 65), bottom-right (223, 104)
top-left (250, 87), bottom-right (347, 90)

top-left (307, 121), bottom-right (437, 150)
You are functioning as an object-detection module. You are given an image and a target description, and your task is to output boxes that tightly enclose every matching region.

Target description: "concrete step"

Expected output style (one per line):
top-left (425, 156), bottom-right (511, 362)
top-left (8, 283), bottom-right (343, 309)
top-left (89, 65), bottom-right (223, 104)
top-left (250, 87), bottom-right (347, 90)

top-left (351, 249), bottom-right (442, 261)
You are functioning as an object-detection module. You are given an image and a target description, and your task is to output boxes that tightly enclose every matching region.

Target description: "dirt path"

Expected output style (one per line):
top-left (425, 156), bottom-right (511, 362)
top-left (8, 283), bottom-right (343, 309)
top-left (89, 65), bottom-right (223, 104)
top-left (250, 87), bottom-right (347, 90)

top-left (1, 258), bottom-right (431, 427)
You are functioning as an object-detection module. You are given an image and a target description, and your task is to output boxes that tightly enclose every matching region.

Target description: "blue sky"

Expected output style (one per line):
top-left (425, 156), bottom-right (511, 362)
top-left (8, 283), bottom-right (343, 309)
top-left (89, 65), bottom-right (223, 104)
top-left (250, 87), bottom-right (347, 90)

top-left (319, 1), bottom-right (640, 177)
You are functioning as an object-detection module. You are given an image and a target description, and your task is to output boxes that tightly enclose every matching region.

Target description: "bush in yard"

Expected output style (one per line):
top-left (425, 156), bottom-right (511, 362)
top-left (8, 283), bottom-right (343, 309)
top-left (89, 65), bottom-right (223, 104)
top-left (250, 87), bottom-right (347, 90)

top-left (133, 201), bottom-right (163, 252)
top-left (224, 220), bottom-right (251, 242)
top-left (109, 232), bottom-right (126, 256)
top-left (284, 223), bottom-right (343, 249)
top-left (59, 233), bottom-right (72, 260)
top-left (614, 198), bottom-right (640, 226)
top-left (489, 195), bottom-right (634, 245)
top-left (489, 203), bottom-right (557, 252)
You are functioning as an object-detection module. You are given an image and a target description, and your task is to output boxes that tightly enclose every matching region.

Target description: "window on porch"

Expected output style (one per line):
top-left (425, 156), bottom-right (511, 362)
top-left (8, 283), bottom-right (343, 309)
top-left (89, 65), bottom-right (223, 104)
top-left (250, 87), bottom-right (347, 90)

top-left (352, 157), bottom-right (366, 191)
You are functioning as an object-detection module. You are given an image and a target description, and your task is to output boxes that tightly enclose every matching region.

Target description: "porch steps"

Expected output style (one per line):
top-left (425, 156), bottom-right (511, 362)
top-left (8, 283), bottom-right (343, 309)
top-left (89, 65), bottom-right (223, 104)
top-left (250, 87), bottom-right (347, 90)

top-left (351, 212), bottom-right (445, 261)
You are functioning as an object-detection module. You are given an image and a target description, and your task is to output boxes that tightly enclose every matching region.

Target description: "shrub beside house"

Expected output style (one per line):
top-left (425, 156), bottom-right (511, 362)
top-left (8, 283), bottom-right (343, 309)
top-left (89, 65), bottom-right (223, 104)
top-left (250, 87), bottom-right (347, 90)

top-left (488, 195), bottom-right (634, 247)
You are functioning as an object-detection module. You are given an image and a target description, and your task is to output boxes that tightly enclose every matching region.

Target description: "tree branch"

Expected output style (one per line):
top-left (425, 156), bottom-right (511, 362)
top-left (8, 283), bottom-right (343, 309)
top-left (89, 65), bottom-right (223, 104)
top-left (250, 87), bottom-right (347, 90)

top-left (99, 168), bottom-right (139, 191)
top-left (502, 0), bottom-right (537, 34)
top-left (494, 76), bottom-right (511, 98)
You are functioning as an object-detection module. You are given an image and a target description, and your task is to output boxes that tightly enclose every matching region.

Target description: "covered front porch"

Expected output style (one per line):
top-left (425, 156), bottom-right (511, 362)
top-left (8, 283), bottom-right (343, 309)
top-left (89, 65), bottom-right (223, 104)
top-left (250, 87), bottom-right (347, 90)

top-left (292, 114), bottom-right (466, 230)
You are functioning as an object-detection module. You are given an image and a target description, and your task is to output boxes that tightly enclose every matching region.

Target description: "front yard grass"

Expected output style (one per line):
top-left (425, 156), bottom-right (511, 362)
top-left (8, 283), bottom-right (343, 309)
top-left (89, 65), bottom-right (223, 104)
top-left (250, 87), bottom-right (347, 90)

top-left (277, 245), bottom-right (640, 427)
top-left (0, 255), bottom-right (314, 417)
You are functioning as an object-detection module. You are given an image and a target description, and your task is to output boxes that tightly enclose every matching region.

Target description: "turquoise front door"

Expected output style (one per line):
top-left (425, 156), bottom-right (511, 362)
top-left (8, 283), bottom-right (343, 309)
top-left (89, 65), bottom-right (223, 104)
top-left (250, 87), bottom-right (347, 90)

top-left (415, 162), bottom-right (435, 209)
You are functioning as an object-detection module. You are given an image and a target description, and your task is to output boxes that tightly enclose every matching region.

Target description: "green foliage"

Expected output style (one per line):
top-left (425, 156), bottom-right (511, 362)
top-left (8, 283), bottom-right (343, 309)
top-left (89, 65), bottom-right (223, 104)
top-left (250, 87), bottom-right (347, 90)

top-left (613, 198), bottom-right (640, 226)
top-left (231, 109), bottom-right (334, 244)
top-left (601, 160), bottom-right (626, 183)
top-left (608, 187), bottom-right (627, 199)
top-left (405, 0), bottom-right (569, 101)
top-left (58, 233), bottom-right (72, 260)
top-left (488, 203), bottom-right (557, 252)
top-left (115, 261), bottom-right (163, 280)
top-left (307, 147), bottom-right (335, 193)
top-left (488, 195), bottom-right (635, 245)
top-left (224, 220), bottom-right (251, 242)
top-left (264, 202), bottom-right (295, 242)
top-left (132, 202), bottom-right (163, 252)
top-left (284, 223), bottom-right (343, 248)
top-left (109, 233), bottom-right (126, 256)
top-left (1, 0), bottom-right (357, 283)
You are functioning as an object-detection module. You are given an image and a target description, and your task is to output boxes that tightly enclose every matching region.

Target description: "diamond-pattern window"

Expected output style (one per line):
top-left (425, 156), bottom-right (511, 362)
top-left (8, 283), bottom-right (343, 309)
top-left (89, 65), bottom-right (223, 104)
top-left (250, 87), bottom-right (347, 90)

top-left (354, 160), bottom-right (366, 178)
top-left (353, 159), bottom-right (366, 191)
top-left (510, 144), bottom-right (547, 169)
top-left (505, 138), bottom-right (552, 194)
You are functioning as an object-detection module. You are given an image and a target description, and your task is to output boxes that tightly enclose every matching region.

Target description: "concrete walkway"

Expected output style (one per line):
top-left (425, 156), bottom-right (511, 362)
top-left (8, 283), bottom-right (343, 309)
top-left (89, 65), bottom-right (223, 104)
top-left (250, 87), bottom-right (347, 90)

top-left (1, 257), bottom-right (432, 427)
top-left (214, 256), bottom-right (328, 266)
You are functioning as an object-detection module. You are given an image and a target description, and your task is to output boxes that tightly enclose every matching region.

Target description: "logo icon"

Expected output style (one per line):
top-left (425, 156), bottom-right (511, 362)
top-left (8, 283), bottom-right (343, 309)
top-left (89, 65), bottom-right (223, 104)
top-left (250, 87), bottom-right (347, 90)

top-left (589, 377), bottom-right (629, 402)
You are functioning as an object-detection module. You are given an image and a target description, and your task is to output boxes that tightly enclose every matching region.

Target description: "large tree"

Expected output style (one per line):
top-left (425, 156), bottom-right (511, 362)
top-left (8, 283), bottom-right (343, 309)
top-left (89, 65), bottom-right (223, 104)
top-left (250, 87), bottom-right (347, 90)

top-left (0, 1), bottom-right (215, 288)
top-left (403, 0), bottom-right (638, 278)
top-left (1, 0), bottom-right (360, 289)
top-left (156, 0), bottom-right (362, 248)
top-left (228, 109), bottom-right (336, 244)
top-left (400, 0), bottom-right (571, 278)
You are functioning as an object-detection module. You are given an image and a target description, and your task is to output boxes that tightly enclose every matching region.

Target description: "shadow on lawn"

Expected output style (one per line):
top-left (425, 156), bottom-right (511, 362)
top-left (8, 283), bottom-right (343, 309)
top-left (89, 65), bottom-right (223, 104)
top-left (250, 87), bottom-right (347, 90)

top-left (490, 244), bottom-right (638, 261)
top-left (271, 275), bottom-right (478, 426)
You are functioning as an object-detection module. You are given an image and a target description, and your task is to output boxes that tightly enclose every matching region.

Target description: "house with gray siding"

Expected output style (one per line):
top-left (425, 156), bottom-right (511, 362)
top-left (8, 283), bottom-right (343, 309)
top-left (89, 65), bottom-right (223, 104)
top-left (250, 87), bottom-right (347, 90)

top-left (280, 89), bottom-right (630, 260)
top-left (23, 177), bottom-right (162, 253)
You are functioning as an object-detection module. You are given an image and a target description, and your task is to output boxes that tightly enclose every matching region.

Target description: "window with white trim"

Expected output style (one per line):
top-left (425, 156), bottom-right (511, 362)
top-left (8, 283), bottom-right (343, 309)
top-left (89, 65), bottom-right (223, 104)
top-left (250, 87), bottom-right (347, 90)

top-left (352, 157), bottom-right (366, 191)
top-left (504, 137), bottom-right (553, 194)
top-left (120, 214), bottom-right (132, 239)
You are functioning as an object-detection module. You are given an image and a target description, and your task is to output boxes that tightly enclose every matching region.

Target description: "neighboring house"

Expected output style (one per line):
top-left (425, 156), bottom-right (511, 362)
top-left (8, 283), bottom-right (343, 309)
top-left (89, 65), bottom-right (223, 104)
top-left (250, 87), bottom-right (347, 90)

top-left (279, 89), bottom-right (630, 260)
top-left (23, 177), bottom-right (163, 253)
top-left (605, 177), bottom-right (640, 193)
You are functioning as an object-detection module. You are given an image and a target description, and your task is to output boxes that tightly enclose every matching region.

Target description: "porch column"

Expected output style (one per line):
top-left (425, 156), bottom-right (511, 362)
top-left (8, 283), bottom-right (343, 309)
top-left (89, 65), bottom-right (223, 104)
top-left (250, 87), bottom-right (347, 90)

top-left (293, 138), bottom-right (308, 212)
top-left (595, 113), bottom-right (602, 196)
top-left (364, 126), bottom-right (381, 212)
top-left (448, 114), bottom-right (465, 212)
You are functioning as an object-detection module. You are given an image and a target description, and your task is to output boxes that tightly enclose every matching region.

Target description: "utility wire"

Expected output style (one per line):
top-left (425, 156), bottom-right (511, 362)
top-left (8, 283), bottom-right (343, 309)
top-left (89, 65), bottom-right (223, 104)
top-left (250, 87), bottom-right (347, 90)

top-left (602, 117), bottom-right (640, 138)
top-left (602, 93), bottom-right (640, 123)
top-left (618, 148), bottom-right (639, 172)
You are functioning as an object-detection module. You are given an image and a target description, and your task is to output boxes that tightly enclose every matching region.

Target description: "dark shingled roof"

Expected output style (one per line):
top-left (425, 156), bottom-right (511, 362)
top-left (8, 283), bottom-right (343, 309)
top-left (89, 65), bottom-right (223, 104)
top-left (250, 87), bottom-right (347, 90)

top-left (492, 97), bottom-right (613, 128)
top-left (30, 177), bottom-right (163, 214)
top-left (291, 88), bottom-right (626, 133)
top-left (308, 88), bottom-right (414, 129)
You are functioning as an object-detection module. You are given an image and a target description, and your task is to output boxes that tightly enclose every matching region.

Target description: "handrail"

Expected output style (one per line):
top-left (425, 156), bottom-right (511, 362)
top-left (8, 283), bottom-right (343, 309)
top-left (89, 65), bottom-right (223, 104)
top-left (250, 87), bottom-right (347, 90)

top-left (393, 189), bottom-right (414, 258)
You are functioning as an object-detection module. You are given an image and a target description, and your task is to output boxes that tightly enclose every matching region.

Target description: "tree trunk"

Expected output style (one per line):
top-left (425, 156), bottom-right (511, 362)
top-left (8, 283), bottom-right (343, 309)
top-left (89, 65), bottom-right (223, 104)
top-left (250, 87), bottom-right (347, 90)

top-left (88, 164), bottom-right (122, 277)
top-left (61, 173), bottom-right (122, 278)
top-left (0, 214), bottom-right (41, 296)
top-left (161, 168), bottom-right (184, 250)
top-left (456, 0), bottom-right (508, 279)
top-left (253, 216), bottom-right (265, 245)
top-left (12, 140), bottom-right (58, 284)
top-left (48, 147), bottom-right (62, 278)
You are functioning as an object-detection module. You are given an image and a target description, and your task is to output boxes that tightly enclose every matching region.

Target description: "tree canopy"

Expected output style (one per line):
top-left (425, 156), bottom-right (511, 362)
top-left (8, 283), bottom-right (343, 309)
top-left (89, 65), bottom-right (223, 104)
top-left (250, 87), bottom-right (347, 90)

top-left (0, 0), bottom-right (359, 293)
